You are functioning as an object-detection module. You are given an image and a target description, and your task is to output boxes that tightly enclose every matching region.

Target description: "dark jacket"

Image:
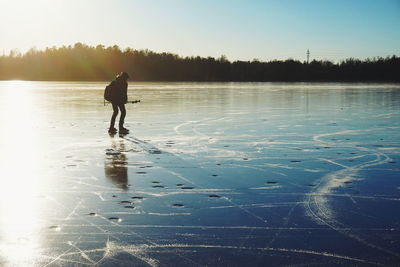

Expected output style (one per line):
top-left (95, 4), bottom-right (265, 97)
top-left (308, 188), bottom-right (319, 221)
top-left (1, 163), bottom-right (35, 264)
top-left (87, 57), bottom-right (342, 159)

top-left (111, 78), bottom-right (128, 104)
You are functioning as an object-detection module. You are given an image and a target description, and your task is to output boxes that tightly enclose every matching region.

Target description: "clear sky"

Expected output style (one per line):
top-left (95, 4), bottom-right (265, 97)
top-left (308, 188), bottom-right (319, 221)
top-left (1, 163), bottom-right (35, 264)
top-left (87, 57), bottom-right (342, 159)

top-left (0, 0), bottom-right (399, 62)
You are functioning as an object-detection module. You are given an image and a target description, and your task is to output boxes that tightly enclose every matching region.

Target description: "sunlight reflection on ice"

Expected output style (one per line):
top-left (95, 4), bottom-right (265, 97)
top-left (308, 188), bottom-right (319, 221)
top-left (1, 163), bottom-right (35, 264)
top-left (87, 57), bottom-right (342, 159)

top-left (0, 81), bottom-right (46, 266)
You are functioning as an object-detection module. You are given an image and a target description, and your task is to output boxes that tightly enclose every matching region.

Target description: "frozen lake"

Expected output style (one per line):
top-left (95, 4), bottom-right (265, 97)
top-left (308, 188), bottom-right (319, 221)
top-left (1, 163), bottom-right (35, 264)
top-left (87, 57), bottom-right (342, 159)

top-left (0, 81), bottom-right (399, 266)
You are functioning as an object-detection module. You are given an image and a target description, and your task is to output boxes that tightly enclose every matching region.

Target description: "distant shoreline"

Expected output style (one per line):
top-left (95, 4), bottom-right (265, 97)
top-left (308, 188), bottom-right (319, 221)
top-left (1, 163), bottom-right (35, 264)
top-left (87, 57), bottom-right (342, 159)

top-left (1, 80), bottom-right (399, 85)
top-left (1, 43), bottom-right (399, 82)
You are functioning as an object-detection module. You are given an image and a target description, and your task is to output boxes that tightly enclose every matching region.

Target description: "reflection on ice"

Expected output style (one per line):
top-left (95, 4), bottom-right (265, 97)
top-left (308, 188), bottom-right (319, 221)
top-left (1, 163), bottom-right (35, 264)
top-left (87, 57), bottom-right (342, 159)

top-left (0, 81), bottom-right (399, 266)
top-left (104, 137), bottom-right (128, 190)
top-left (0, 81), bottom-right (44, 267)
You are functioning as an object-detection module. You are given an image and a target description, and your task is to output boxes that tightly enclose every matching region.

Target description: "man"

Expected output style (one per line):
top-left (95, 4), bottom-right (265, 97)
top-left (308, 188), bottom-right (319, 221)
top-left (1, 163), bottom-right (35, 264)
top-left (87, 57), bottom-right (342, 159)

top-left (108, 72), bottom-right (130, 134)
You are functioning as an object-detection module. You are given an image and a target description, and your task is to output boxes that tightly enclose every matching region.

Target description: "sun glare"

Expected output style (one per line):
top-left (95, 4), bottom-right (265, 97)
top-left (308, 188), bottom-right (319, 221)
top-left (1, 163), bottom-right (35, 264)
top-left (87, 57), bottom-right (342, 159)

top-left (0, 81), bottom-right (46, 266)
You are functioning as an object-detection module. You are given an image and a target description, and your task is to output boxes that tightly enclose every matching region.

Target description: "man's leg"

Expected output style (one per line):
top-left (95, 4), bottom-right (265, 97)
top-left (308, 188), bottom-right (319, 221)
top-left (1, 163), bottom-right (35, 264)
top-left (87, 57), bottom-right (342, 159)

top-left (118, 104), bottom-right (126, 129)
top-left (110, 103), bottom-right (119, 129)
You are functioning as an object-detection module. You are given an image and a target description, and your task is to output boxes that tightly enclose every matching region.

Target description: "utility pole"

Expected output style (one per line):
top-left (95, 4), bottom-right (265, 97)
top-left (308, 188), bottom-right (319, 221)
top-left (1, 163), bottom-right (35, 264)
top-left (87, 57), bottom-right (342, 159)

top-left (306, 49), bottom-right (310, 64)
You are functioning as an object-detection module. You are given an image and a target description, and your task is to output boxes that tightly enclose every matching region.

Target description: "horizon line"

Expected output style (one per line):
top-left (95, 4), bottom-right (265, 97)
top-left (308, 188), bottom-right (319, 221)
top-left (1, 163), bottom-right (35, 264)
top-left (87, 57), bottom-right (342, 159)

top-left (1, 43), bottom-right (398, 64)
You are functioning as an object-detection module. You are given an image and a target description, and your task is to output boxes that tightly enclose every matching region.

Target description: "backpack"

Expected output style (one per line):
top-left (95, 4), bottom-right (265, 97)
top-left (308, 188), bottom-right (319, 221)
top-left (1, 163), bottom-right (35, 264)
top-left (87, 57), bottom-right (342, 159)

top-left (104, 81), bottom-right (116, 102)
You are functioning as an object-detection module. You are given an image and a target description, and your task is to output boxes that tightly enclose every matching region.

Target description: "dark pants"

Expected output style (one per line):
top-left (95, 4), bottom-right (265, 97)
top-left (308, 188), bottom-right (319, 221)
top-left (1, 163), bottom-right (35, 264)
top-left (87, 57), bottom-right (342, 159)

top-left (110, 103), bottom-right (126, 129)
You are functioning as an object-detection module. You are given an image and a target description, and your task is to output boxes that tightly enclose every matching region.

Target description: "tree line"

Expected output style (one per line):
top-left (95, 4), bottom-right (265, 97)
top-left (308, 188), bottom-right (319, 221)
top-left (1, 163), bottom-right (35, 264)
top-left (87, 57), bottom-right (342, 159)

top-left (0, 43), bottom-right (399, 82)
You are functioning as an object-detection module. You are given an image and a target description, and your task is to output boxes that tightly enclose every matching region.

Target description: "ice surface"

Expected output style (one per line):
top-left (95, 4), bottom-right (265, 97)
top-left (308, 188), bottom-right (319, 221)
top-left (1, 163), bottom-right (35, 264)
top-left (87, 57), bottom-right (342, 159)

top-left (0, 81), bottom-right (399, 266)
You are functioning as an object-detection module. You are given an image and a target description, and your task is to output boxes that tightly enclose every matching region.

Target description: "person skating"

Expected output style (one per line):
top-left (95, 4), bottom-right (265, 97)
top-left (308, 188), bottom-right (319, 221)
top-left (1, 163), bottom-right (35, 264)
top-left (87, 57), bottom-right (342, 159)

top-left (108, 72), bottom-right (130, 134)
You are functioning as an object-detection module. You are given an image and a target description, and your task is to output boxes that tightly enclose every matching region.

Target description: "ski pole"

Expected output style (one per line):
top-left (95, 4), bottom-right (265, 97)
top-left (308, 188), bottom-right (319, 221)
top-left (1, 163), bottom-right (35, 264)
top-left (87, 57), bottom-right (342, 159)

top-left (104, 100), bottom-right (141, 106)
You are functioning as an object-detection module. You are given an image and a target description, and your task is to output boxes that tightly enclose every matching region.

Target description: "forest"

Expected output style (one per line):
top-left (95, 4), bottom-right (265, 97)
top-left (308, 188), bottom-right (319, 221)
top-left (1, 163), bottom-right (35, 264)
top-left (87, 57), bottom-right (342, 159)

top-left (0, 43), bottom-right (399, 82)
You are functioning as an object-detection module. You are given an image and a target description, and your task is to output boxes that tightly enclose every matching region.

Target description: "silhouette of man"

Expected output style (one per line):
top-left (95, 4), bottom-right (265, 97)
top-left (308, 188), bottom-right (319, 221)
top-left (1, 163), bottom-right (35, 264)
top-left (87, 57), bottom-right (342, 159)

top-left (108, 72), bottom-right (130, 134)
